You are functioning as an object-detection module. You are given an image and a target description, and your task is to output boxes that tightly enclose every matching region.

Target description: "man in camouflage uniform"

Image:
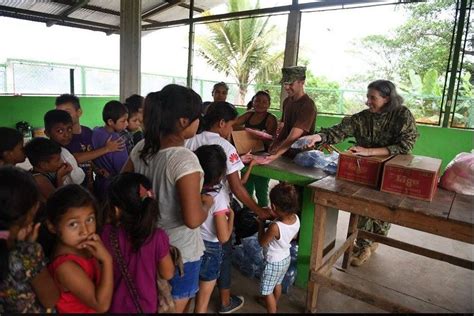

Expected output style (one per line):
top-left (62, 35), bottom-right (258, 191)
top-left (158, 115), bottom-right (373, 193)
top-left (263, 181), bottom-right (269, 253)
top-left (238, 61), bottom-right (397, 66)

top-left (300, 79), bottom-right (419, 266)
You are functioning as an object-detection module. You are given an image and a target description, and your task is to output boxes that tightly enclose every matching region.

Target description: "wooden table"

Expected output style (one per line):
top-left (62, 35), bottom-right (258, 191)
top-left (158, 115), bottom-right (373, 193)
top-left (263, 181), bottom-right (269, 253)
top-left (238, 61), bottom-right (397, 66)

top-left (306, 176), bottom-right (474, 313)
top-left (246, 156), bottom-right (335, 288)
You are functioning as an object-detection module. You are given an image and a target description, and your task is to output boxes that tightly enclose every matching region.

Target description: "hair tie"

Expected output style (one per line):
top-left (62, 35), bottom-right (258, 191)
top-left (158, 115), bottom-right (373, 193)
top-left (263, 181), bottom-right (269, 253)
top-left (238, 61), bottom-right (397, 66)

top-left (139, 184), bottom-right (154, 201)
top-left (0, 230), bottom-right (10, 240)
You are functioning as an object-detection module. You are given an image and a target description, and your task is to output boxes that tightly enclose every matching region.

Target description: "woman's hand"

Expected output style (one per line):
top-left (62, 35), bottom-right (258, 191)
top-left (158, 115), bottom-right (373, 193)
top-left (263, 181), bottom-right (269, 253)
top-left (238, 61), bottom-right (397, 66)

top-left (240, 151), bottom-right (253, 164)
top-left (349, 146), bottom-right (371, 156)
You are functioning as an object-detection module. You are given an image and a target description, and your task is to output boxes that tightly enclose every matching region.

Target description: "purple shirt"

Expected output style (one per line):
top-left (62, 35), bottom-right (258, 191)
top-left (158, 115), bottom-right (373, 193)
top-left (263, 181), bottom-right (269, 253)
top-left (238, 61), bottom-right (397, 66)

top-left (65, 125), bottom-right (93, 187)
top-left (101, 225), bottom-right (170, 313)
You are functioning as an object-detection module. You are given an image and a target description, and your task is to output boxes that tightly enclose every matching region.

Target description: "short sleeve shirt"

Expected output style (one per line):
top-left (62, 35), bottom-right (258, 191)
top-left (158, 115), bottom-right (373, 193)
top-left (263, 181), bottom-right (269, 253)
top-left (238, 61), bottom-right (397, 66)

top-left (200, 189), bottom-right (231, 242)
top-left (276, 94), bottom-right (317, 143)
top-left (130, 141), bottom-right (204, 262)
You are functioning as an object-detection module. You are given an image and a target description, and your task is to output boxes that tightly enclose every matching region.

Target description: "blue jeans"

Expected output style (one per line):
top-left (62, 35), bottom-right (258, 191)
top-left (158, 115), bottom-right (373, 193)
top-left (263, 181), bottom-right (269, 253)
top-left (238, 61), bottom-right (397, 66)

top-left (169, 259), bottom-right (202, 300)
top-left (217, 239), bottom-right (232, 289)
top-left (200, 240), bottom-right (223, 281)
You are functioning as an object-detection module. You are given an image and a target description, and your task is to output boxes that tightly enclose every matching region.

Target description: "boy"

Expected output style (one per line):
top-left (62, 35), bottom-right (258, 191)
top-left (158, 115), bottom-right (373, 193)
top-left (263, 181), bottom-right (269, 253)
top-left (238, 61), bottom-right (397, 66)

top-left (44, 109), bottom-right (85, 186)
top-left (120, 95), bottom-right (144, 153)
top-left (92, 100), bottom-right (129, 201)
top-left (55, 94), bottom-right (124, 189)
top-left (24, 137), bottom-right (73, 202)
top-left (0, 127), bottom-right (26, 167)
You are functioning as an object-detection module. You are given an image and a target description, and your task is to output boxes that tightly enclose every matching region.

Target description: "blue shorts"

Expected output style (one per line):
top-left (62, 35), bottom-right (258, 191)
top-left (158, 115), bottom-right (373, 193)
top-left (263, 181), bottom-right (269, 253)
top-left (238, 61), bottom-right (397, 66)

top-left (169, 259), bottom-right (202, 300)
top-left (200, 240), bottom-right (223, 281)
top-left (260, 256), bottom-right (291, 295)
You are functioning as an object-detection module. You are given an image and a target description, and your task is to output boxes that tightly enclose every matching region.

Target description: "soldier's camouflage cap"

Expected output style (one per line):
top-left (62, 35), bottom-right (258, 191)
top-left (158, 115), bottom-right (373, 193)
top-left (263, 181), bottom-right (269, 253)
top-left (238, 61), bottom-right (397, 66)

top-left (280, 66), bottom-right (306, 84)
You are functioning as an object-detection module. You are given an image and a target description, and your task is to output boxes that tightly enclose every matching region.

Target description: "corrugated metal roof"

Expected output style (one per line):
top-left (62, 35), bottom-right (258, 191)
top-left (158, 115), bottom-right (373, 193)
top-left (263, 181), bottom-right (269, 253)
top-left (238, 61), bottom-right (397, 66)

top-left (0, 0), bottom-right (225, 34)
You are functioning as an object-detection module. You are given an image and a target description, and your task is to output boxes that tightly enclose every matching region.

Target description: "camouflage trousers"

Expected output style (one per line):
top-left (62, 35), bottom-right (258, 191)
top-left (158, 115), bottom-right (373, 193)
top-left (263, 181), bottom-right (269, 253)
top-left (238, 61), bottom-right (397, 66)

top-left (355, 216), bottom-right (391, 248)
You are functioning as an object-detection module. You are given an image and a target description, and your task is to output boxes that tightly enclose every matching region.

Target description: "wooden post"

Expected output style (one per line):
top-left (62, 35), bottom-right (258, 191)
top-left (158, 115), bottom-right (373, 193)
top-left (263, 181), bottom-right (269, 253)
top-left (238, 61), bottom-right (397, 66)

top-left (342, 213), bottom-right (359, 269)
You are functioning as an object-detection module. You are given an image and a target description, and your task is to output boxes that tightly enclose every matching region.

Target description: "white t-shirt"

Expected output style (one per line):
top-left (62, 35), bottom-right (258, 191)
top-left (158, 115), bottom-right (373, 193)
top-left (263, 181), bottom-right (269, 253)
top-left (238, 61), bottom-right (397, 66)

top-left (185, 131), bottom-right (245, 196)
top-left (200, 189), bottom-right (231, 243)
top-left (130, 141), bottom-right (205, 263)
top-left (61, 147), bottom-right (85, 185)
top-left (265, 215), bottom-right (300, 263)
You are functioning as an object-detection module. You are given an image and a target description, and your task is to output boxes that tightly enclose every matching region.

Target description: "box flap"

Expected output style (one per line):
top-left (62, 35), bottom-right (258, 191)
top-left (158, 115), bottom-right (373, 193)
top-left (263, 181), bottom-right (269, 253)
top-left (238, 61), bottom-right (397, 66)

top-left (385, 154), bottom-right (442, 172)
top-left (231, 130), bottom-right (265, 155)
top-left (339, 151), bottom-right (394, 163)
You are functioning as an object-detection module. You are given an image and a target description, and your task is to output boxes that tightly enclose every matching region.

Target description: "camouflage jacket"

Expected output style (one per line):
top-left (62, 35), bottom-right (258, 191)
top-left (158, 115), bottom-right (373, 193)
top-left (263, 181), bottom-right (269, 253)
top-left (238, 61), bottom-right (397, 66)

top-left (319, 106), bottom-right (419, 155)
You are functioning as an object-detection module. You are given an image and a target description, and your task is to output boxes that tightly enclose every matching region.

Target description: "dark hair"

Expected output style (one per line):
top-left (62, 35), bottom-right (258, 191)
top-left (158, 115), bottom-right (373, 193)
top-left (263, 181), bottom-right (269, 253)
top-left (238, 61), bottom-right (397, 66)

top-left (201, 101), bottom-right (238, 131)
top-left (367, 80), bottom-right (404, 112)
top-left (255, 90), bottom-right (271, 103)
top-left (194, 145), bottom-right (227, 186)
top-left (24, 137), bottom-right (61, 167)
top-left (102, 100), bottom-right (128, 124)
top-left (105, 173), bottom-right (159, 251)
top-left (0, 127), bottom-right (23, 160)
top-left (269, 182), bottom-right (299, 214)
top-left (125, 94), bottom-right (144, 109)
top-left (44, 109), bottom-right (73, 133)
top-left (0, 166), bottom-right (39, 281)
top-left (55, 94), bottom-right (81, 110)
top-left (43, 184), bottom-right (98, 257)
top-left (140, 84), bottom-right (202, 162)
top-left (125, 102), bottom-right (141, 118)
top-left (212, 82), bottom-right (229, 93)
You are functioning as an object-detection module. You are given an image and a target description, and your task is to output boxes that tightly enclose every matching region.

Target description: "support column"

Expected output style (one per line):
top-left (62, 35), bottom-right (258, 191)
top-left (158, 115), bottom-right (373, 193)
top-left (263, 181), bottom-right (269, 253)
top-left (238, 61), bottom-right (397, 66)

top-left (280, 0), bottom-right (301, 108)
top-left (120, 0), bottom-right (141, 102)
top-left (186, 0), bottom-right (195, 88)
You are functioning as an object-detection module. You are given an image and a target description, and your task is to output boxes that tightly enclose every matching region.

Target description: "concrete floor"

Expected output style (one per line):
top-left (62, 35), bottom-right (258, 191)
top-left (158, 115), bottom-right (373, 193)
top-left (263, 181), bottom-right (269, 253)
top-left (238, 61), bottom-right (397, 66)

top-left (203, 211), bottom-right (474, 313)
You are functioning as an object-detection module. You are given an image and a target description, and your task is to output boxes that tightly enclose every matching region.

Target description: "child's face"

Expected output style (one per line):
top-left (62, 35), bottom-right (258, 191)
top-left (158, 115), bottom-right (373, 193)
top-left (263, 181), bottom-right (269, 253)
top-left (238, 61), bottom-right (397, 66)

top-left (56, 103), bottom-right (81, 125)
top-left (40, 153), bottom-right (63, 173)
top-left (108, 114), bottom-right (128, 132)
top-left (53, 205), bottom-right (97, 250)
top-left (48, 122), bottom-right (73, 146)
top-left (127, 113), bottom-right (142, 132)
top-left (253, 95), bottom-right (270, 113)
top-left (3, 141), bottom-right (25, 164)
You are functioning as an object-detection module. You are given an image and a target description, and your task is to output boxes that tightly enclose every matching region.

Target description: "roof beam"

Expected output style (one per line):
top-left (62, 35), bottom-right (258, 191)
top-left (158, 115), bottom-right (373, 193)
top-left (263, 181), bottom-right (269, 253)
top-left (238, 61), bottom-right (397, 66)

top-left (47, 0), bottom-right (90, 27)
top-left (142, 0), bottom-right (183, 20)
top-left (178, 2), bottom-right (205, 13)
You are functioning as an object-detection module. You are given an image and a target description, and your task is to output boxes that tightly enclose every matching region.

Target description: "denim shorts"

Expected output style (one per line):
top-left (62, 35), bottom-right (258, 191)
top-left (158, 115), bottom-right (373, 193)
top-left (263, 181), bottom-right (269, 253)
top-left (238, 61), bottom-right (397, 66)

top-left (169, 259), bottom-right (202, 300)
top-left (200, 240), bottom-right (223, 281)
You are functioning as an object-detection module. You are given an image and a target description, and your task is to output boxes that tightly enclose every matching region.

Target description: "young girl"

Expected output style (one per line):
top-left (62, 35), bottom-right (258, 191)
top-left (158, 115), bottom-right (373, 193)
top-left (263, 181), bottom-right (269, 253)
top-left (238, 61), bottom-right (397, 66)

top-left (121, 84), bottom-right (212, 313)
top-left (45, 184), bottom-right (113, 313)
top-left (0, 127), bottom-right (26, 167)
top-left (185, 101), bottom-right (270, 313)
top-left (234, 91), bottom-right (278, 207)
top-left (257, 183), bottom-right (300, 313)
top-left (101, 172), bottom-right (174, 313)
top-left (0, 166), bottom-right (59, 313)
top-left (193, 145), bottom-right (235, 313)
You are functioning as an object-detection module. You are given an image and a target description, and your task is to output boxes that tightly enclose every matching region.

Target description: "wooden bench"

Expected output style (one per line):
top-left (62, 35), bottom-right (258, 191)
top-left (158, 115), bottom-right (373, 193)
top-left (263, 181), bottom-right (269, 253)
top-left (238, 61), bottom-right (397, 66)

top-left (306, 176), bottom-right (474, 312)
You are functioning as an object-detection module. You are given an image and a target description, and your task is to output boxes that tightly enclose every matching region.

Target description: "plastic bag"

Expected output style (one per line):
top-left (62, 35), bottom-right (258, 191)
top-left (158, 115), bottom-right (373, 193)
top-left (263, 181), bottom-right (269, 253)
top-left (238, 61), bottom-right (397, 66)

top-left (439, 152), bottom-right (474, 195)
top-left (293, 150), bottom-right (339, 174)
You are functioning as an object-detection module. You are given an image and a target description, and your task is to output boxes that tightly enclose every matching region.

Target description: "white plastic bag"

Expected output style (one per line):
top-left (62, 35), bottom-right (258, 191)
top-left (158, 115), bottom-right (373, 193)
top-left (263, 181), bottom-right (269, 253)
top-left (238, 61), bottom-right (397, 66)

top-left (439, 152), bottom-right (474, 195)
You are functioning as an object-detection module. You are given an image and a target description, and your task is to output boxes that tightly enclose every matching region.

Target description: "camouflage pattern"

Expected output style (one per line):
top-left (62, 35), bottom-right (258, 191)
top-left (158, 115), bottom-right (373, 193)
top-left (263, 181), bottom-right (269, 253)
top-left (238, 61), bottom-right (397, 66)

top-left (319, 105), bottom-right (418, 248)
top-left (356, 217), bottom-right (391, 248)
top-left (280, 66), bottom-right (307, 84)
top-left (319, 106), bottom-right (419, 155)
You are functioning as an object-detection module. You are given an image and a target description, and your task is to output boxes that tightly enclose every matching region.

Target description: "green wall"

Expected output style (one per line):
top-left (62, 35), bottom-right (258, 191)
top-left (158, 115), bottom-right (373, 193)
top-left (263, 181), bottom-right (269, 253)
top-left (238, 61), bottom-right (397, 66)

top-left (1, 96), bottom-right (473, 171)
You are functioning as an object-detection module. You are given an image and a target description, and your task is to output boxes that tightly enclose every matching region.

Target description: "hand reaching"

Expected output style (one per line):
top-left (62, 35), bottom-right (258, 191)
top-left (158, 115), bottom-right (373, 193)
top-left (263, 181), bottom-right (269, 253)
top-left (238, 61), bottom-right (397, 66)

top-left (105, 136), bottom-right (125, 153)
top-left (17, 222), bottom-right (41, 242)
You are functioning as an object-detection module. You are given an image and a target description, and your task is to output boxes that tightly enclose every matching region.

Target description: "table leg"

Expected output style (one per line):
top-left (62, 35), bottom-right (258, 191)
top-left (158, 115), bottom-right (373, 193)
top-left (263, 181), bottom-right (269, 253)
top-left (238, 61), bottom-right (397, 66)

top-left (306, 203), bottom-right (327, 313)
top-left (342, 213), bottom-right (359, 269)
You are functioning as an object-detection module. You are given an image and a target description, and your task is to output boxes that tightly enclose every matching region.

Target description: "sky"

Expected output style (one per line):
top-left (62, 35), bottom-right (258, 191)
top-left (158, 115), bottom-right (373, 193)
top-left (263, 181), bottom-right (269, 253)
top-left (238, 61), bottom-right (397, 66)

top-left (0, 1), bottom-right (408, 97)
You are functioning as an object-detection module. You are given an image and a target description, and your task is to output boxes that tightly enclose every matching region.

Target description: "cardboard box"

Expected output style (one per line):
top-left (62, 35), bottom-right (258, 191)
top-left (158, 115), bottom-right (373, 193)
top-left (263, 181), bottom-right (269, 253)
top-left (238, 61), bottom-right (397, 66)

top-left (231, 130), bottom-right (265, 155)
top-left (336, 151), bottom-right (394, 188)
top-left (381, 154), bottom-right (442, 201)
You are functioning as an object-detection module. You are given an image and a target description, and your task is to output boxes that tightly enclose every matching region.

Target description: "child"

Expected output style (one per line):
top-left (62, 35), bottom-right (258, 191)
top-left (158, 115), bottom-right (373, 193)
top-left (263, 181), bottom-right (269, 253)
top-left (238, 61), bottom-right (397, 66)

top-left (0, 166), bottom-right (59, 313)
top-left (45, 184), bottom-right (113, 313)
top-left (101, 172), bottom-right (174, 313)
top-left (121, 84), bottom-right (213, 313)
top-left (24, 137), bottom-right (73, 203)
top-left (44, 109), bottom-right (85, 186)
top-left (257, 183), bottom-right (300, 313)
top-left (0, 127), bottom-right (26, 166)
top-left (234, 90), bottom-right (278, 207)
top-left (120, 97), bottom-right (144, 153)
top-left (91, 101), bottom-right (129, 202)
top-left (193, 145), bottom-right (235, 313)
top-left (185, 101), bottom-right (270, 313)
top-left (55, 94), bottom-right (124, 191)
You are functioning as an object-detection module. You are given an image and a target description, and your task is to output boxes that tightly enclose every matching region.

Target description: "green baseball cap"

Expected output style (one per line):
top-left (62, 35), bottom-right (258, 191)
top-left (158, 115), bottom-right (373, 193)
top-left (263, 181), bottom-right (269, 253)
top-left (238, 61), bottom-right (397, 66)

top-left (280, 66), bottom-right (306, 84)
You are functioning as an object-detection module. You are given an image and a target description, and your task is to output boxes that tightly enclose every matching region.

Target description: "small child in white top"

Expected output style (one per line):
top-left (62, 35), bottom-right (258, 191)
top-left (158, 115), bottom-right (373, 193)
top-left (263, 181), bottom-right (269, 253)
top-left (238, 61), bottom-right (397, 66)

top-left (257, 183), bottom-right (300, 313)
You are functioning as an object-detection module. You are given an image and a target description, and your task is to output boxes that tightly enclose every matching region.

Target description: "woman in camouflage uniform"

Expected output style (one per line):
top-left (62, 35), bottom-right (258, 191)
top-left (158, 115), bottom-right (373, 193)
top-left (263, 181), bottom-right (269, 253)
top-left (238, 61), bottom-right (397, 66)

top-left (300, 79), bottom-right (419, 266)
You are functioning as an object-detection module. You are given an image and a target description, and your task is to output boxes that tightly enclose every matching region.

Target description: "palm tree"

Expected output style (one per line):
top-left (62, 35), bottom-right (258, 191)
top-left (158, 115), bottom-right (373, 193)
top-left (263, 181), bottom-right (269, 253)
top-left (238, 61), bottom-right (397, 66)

top-left (196, 0), bottom-right (284, 103)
